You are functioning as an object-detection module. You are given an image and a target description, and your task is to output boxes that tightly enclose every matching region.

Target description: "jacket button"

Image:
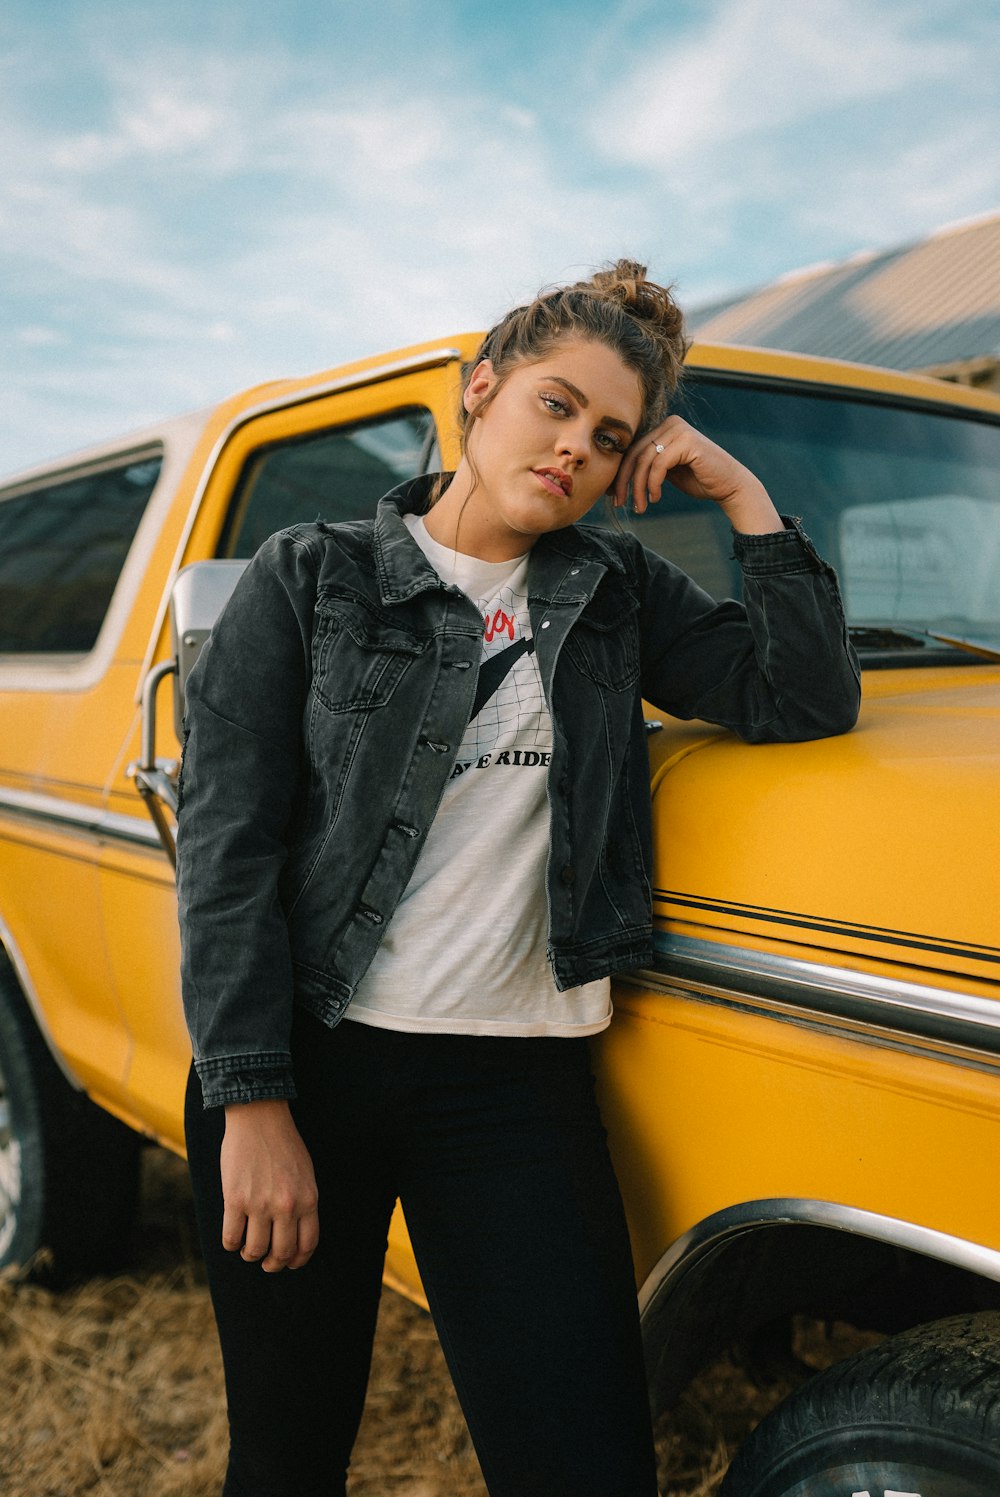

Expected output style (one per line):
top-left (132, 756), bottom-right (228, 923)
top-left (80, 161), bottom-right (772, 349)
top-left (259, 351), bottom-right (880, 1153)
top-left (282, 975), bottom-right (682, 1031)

top-left (446, 660), bottom-right (472, 670)
top-left (559, 865), bottom-right (576, 887)
top-left (427, 740), bottom-right (450, 753)
top-left (358, 906), bottom-right (384, 925)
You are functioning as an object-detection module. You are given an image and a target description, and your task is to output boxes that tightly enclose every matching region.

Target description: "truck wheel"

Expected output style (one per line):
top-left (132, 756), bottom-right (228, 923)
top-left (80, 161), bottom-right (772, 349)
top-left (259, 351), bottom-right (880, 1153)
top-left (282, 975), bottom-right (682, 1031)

top-left (0, 961), bottom-right (141, 1279)
top-left (719, 1312), bottom-right (1000, 1497)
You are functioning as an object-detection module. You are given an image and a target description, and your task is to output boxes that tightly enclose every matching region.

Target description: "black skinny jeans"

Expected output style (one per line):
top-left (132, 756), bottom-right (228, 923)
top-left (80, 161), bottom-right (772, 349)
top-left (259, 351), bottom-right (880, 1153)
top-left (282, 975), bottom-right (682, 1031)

top-left (185, 1011), bottom-right (659, 1497)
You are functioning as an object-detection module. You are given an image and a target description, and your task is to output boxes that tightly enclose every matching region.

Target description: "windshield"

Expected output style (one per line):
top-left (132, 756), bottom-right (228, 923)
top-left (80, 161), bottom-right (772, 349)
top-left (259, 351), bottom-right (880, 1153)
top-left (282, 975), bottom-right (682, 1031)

top-left (586, 376), bottom-right (1000, 667)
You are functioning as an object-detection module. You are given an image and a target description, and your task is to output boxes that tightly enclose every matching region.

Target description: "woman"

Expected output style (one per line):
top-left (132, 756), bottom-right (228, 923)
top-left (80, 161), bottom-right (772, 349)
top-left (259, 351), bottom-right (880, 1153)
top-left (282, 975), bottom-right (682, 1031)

top-left (177, 261), bottom-right (860, 1497)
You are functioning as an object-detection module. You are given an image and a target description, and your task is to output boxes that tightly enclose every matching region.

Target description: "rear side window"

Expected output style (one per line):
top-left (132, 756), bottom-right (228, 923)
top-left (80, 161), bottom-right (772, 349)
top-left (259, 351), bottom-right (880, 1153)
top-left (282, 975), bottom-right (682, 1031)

top-left (218, 408), bottom-right (436, 558)
top-left (0, 454), bottom-right (162, 653)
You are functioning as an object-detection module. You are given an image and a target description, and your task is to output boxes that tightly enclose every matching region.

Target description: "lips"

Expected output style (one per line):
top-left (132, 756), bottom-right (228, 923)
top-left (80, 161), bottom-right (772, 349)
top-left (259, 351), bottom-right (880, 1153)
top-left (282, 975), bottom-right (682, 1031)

top-left (534, 468), bottom-right (574, 498)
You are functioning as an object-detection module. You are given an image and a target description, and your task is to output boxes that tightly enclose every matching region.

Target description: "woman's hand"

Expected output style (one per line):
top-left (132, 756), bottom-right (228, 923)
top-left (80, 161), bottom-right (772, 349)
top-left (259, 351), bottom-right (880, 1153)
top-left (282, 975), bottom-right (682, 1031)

top-left (220, 1099), bottom-right (319, 1272)
top-left (612, 415), bottom-right (784, 534)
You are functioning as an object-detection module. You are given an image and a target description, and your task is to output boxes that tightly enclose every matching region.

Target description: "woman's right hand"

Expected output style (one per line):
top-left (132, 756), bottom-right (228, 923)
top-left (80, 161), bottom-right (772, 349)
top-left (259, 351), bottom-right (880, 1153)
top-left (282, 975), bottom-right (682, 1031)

top-left (220, 1099), bottom-right (320, 1271)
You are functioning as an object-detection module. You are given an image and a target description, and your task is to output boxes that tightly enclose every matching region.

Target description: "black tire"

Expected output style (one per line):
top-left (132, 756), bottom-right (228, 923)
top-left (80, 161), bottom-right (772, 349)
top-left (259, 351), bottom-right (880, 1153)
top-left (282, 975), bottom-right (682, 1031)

top-left (720, 1312), bottom-right (1000, 1497)
top-left (0, 959), bottom-right (142, 1279)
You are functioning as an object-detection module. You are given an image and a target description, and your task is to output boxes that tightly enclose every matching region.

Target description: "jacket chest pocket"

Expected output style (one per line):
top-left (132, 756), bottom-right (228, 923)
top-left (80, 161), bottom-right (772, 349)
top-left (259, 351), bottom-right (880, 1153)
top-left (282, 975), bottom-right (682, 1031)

top-left (312, 596), bottom-right (426, 713)
top-left (563, 594), bottom-right (639, 691)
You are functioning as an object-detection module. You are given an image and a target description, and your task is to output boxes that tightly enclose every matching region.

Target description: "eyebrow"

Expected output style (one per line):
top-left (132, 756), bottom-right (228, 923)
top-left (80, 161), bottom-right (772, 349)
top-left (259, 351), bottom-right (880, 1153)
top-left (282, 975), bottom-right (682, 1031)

top-left (545, 376), bottom-right (636, 437)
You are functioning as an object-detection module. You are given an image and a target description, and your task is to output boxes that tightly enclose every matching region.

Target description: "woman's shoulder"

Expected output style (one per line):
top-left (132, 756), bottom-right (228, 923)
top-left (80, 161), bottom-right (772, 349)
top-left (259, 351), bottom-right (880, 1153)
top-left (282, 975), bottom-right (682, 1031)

top-left (233, 521), bottom-right (379, 617)
top-left (556, 521), bottom-right (698, 602)
top-left (251, 518), bottom-right (377, 571)
top-left (263, 517), bottom-right (377, 551)
top-left (555, 520), bottom-right (648, 578)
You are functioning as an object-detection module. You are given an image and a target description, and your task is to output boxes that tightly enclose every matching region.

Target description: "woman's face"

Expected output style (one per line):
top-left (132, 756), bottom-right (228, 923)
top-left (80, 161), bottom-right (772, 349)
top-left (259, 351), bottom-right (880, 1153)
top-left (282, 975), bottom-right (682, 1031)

top-left (462, 337), bottom-right (644, 551)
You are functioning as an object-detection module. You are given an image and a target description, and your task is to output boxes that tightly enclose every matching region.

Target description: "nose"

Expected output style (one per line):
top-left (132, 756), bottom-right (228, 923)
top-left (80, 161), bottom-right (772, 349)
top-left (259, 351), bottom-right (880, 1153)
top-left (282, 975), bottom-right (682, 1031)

top-left (557, 417), bottom-right (590, 465)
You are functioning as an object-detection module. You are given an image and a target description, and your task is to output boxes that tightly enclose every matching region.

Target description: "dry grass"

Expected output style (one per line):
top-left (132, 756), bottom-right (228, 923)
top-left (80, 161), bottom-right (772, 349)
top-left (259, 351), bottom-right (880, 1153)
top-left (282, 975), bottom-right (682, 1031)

top-left (0, 1147), bottom-right (874, 1496)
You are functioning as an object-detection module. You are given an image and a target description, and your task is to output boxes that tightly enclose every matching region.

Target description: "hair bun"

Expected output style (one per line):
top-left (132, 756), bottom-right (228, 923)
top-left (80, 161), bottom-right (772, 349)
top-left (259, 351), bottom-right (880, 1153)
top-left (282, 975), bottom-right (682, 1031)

top-left (578, 259), bottom-right (687, 360)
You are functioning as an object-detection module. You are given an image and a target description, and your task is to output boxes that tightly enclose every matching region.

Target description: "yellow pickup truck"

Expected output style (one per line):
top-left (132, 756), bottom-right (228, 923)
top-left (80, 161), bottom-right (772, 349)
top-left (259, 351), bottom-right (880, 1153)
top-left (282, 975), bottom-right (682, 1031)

top-left (2, 335), bottom-right (999, 1495)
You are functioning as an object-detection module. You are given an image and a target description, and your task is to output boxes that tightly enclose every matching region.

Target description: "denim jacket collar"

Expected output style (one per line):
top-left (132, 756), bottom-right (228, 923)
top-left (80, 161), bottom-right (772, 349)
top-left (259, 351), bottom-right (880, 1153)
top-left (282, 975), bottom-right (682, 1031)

top-left (373, 473), bottom-right (627, 609)
top-left (372, 476), bottom-right (447, 607)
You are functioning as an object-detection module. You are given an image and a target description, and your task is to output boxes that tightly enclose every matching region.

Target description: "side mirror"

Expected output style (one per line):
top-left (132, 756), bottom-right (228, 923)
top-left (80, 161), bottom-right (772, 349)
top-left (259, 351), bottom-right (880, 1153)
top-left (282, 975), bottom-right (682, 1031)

top-left (131, 559), bottom-right (249, 865)
top-left (170, 560), bottom-right (248, 740)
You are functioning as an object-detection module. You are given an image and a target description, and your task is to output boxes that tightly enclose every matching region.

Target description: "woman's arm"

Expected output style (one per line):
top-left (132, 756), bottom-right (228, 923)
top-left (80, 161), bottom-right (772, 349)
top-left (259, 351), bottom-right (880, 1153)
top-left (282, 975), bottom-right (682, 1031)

top-left (176, 528), bottom-right (317, 1105)
top-left (613, 417), bottom-right (860, 741)
top-left (176, 529), bottom-right (324, 1269)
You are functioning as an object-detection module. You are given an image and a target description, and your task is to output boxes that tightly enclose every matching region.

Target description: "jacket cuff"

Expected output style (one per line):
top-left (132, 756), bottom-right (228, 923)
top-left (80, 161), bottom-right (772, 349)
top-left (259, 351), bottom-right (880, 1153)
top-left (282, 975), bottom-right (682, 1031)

top-left (732, 515), bottom-right (832, 577)
top-left (193, 1053), bottom-right (297, 1109)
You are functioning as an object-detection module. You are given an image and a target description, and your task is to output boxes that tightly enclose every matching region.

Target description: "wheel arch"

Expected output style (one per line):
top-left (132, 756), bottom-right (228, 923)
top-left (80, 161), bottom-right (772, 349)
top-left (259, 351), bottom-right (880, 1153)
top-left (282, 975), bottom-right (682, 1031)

top-left (639, 1198), bottom-right (1000, 1413)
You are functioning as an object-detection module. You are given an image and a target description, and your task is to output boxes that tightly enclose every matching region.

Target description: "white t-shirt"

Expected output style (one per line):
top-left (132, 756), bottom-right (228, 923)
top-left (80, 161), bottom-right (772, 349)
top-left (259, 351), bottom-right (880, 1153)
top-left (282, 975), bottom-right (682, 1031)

top-left (345, 514), bottom-right (612, 1037)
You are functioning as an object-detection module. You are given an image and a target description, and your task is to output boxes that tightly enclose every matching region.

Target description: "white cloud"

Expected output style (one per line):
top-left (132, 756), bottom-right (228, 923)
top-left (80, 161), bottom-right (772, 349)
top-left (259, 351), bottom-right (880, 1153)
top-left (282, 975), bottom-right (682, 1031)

top-left (800, 119), bottom-right (1000, 248)
top-left (0, 174), bottom-right (204, 301)
top-left (592, 0), bottom-right (969, 167)
top-left (15, 325), bottom-right (65, 346)
top-left (49, 94), bottom-right (230, 171)
top-left (118, 90), bottom-right (226, 156)
top-left (32, 43), bottom-right (278, 177)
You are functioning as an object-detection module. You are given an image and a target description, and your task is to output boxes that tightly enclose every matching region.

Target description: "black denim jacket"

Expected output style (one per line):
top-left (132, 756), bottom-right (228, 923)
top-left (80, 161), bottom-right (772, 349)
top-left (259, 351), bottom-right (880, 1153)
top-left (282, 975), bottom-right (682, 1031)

top-left (176, 475), bottom-right (860, 1107)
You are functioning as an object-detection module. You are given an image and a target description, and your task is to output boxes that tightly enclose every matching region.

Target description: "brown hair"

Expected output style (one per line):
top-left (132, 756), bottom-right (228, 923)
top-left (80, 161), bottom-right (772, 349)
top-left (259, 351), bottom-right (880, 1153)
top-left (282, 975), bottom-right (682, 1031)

top-left (459, 258), bottom-right (689, 453)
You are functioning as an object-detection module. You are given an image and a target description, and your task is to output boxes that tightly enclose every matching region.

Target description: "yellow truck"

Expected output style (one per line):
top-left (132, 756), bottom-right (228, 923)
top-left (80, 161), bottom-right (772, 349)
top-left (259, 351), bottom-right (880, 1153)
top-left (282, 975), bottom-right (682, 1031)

top-left (2, 334), bottom-right (999, 1494)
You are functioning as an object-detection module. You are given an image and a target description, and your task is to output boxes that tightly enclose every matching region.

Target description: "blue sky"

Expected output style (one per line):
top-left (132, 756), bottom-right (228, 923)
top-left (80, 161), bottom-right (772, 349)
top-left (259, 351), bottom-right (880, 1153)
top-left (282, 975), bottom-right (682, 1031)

top-left (2, 0), bottom-right (999, 475)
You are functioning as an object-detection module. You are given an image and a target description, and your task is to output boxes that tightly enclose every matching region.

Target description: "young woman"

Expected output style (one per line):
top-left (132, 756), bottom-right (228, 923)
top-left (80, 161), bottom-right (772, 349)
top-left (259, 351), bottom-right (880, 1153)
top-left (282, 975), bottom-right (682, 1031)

top-left (177, 261), bottom-right (860, 1497)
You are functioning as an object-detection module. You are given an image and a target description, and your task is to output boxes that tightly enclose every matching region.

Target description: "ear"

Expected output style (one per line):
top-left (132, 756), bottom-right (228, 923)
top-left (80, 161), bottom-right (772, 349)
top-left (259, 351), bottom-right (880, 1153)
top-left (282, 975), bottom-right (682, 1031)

top-left (463, 358), bottom-right (496, 414)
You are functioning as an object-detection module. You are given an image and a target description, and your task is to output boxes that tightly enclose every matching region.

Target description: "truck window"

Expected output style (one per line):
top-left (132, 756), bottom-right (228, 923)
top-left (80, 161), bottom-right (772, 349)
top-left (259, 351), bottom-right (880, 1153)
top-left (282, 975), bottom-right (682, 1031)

top-left (0, 454), bottom-right (162, 653)
top-left (218, 408), bottom-right (436, 558)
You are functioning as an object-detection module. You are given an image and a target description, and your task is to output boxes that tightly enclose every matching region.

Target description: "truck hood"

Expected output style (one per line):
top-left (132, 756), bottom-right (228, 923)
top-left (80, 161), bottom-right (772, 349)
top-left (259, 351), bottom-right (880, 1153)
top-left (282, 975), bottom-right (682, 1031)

top-left (648, 668), bottom-right (1000, 991)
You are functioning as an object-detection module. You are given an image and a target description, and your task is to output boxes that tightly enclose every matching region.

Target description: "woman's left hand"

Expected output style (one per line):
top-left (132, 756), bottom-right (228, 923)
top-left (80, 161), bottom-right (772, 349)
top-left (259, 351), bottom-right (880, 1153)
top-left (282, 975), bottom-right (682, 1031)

top-left (611, 415), bottom-right (784, 534)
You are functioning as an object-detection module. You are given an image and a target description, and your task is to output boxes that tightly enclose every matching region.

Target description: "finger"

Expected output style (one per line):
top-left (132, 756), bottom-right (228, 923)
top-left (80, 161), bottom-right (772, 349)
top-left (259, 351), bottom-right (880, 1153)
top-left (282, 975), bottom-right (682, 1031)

top-left (241, 1210), bottom-right (273, 1264)
top-left (261, 1209), bottom-right (301, 1273)
top-left (614, 426), bottom-right (662, 507)
top-left (640, 428), bottom-right (686, 511)
top-left (614, 444), bottom-right (647, 512)
top-left (633, 443), bottom-right (664, 514)
top-left (611, 449), bottom-right (635, 508)
top-left (221, 1202), bottom-right (248, 1254)
top-left (288, 1209), bottom-right (321, 1271)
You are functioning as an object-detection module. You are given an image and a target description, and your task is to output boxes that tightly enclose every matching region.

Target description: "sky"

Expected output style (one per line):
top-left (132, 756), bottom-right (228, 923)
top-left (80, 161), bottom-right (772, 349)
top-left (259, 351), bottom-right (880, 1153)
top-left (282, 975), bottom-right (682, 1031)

top-left (2, 0), bottom-right (999, 476)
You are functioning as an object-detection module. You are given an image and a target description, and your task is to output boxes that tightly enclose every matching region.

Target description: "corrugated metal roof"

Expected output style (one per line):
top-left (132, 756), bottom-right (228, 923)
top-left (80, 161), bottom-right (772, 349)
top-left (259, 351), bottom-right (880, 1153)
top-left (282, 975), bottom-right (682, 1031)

top-left (687, 211), bottom-right (1000, 370)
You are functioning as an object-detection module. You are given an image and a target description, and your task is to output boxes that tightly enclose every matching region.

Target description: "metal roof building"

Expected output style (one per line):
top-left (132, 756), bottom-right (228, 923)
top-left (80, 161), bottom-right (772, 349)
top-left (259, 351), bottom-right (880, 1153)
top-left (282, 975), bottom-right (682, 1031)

top-left (687, 211), bottom-right (1000, 392)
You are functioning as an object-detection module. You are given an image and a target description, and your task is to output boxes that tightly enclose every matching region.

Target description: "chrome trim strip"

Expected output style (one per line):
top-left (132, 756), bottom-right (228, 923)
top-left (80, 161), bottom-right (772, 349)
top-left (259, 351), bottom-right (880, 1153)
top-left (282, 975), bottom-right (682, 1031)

top-left (638, 1198), bottom-right (1000, 1323)
top-left (135, 346), bottom-right (465, 700)
top-left (0, 786), bottom-right (164, 851)
top-left (646, 930), bottom-right (1000, 1056)
top-left (0, 915), bottom-right (83, 1089)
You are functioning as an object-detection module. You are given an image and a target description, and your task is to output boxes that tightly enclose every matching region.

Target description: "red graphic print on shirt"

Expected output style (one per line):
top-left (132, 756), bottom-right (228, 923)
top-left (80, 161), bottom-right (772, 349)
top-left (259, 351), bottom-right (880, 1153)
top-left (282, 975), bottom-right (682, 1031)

top-left (484, 608), bottom-right (516, 643)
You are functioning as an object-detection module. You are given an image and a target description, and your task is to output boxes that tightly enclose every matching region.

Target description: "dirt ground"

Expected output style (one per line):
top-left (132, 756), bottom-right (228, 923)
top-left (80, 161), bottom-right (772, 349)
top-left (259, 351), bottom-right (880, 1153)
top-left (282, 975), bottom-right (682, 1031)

top-left (0, 1147), bottom-right (874, 1496)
